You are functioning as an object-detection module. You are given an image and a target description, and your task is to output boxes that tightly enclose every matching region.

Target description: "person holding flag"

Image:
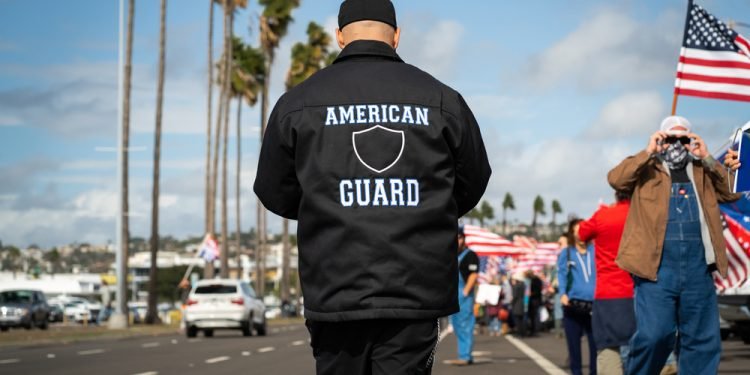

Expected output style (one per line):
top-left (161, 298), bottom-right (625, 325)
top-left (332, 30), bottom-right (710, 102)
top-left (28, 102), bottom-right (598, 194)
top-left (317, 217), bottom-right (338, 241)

top-left (608, 116), bottom-right (741, 374)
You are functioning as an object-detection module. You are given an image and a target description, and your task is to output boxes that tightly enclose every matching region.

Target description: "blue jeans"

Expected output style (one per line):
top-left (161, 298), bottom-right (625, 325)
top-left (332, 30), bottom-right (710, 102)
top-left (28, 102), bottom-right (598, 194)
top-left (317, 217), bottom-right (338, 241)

top-left (450, 294), bottom-right (475, 361)
top-left (489, 317), bottom-right (501, 334)
top-left (564, 309), bottom-right (597, 375)
top-left (627, 183), bottom-right (720, 375)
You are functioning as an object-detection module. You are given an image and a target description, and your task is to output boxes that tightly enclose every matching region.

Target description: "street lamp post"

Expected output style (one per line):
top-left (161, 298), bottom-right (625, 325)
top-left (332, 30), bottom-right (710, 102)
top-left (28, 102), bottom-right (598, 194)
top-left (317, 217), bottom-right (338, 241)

top-left (109, 0), bottom-right (128, 330)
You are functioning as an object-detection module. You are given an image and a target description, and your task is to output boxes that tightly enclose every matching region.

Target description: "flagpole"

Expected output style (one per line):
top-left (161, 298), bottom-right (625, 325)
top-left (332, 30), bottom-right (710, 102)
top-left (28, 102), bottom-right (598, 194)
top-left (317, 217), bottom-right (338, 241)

top-left (671, 93), bottom-right (679, 116)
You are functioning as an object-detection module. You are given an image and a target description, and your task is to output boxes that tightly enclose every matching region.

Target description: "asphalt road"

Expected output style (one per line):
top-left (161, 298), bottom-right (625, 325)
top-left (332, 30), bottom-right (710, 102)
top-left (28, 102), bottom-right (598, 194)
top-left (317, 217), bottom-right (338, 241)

top-left (0, 324), bottom-right (748, 374)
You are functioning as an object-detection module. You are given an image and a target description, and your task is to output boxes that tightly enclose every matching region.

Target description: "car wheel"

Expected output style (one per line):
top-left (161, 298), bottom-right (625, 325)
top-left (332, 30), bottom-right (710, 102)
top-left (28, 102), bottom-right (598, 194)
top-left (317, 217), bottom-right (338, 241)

top-left (24, 318), bottom-right (33, 330)
top-left (38, 317), bottom-right (49, 330)
top-left (742, 331), bottom-right (750, 345)
top-left (0, 327), bottom-right (8, 332)
top-left (204, 329), bottom-right (214, 338)
top-left (255, 316), bottom-right (267, 337)
top-left (242, 320), bottom-right (253, 337)
top-left (186, 325), bottom-right (198, 338)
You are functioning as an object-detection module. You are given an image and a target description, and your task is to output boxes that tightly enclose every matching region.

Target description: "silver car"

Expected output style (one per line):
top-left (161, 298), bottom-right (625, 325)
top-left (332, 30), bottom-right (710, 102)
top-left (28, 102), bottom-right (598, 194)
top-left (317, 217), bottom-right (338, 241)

top-left (183, 279), bottom-right (266, 338)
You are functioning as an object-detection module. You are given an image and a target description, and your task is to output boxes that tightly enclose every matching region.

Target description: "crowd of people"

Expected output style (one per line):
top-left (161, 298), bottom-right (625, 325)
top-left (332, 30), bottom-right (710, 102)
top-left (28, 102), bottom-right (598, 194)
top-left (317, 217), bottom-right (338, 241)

top-left (447, 116), bottom-right (741, 375)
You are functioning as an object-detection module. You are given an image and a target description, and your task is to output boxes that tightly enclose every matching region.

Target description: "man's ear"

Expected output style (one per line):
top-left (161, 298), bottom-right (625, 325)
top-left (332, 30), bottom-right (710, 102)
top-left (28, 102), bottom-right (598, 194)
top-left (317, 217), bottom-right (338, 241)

top-left (336, 28), bottom-right (346, 49)
top-left (393, 27), bottom-right (401, 49)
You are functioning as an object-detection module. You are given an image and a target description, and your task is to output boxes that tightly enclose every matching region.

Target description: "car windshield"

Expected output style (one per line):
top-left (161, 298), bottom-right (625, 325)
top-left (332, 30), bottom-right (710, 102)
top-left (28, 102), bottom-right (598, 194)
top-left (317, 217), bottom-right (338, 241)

top-left (0, 290), bottom-right (33, 303)
top-left (194, 285), bottom-right (236, 294)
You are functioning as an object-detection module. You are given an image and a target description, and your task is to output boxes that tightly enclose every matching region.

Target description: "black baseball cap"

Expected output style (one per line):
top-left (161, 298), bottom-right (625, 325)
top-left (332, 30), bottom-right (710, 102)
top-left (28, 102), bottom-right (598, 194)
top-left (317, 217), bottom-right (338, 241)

top-left (338, 0), bottom-right (397, 30)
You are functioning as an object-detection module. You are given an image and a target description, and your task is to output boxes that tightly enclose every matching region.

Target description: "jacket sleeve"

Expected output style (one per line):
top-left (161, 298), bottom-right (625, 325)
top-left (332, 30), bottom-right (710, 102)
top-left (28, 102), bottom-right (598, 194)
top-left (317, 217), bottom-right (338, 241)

top-left (607, 150), bottom-right (653, 192)
top-left (702, 155), bottom-right (742, 203)
top-left (447, 94), bottom-right (492, 217)
top-left (253, 102), bottom-right (302, 220)
top-left (577, 211), bottom-right (599, 243)
top-left (557, 250), bottom-right (568, 295)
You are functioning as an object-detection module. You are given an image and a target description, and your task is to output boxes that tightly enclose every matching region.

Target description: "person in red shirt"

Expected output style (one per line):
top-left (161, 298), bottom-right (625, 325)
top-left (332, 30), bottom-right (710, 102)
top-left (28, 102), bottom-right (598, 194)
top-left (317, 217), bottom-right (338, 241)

top-left (577, 189), bottom-right (635, 375)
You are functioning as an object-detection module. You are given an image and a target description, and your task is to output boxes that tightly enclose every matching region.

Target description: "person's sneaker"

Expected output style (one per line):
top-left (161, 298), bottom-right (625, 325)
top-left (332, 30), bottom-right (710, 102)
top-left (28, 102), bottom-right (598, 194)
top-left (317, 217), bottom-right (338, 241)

top-left (444, 359), bottom-right (472, 366)
top-left (660, 364), bottom-right (678, 375)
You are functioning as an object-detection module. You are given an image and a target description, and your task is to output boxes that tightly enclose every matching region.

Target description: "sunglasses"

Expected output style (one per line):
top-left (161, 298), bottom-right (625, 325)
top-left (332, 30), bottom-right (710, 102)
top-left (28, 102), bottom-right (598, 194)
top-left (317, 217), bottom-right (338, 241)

top-left (664, 136), bottom-right (691, 145)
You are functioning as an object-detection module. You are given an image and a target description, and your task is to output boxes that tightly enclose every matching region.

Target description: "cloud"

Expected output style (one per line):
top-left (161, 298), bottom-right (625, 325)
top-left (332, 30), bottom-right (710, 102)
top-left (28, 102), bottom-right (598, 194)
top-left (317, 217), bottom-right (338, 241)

top-left (522, 8), bottom-right (682, 91)
top-left (398, 16), bottom-right (465, 80)
top-left (585, 91), bottom-right (666, 139)
top-left (483, 137), bottom-right (634, 223)
top-left (465, 95), bottom-right (533, 122)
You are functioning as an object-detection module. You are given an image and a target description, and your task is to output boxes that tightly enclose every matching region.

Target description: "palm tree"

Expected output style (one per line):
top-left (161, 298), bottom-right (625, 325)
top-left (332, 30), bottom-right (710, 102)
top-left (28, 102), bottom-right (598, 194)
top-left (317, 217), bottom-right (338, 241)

top-left (279, 21), bottom-right (336, 303)
top-left (213, 0), bottom-right (247, 278)
top-left (257, 0), bottom-right (299, 297)
top-left (479, 200), bottom-right (495, 227)
top-left (464, 207), bottom-right (481, 225)
top-left (204, 0), bottom-right (215, 279)
top-left (118, 0), bottom-right (136, 324)
top-left (228, 37), bottom-right (265, 279)
top-left (532, 195), bottom-right (546, 231)
top-left (146, 0), bottom-right (168, 325)
top-left (502, 193), bottom-right (515, 235)
top-left (551, 200), bottom-right (563, 227)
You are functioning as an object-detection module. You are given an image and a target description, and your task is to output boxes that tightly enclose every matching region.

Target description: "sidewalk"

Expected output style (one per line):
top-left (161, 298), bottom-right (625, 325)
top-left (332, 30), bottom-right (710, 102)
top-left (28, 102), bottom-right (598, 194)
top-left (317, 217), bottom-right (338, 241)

top-left (434, 329), bottom-right (750, 374)
top-left (433, 330), bottom-right (582, 375)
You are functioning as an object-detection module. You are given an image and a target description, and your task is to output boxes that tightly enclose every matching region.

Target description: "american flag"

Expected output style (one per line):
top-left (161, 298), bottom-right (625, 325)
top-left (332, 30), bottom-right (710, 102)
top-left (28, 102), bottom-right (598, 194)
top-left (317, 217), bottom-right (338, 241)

top-left (198, 233), bottom-right (219, 262)
top-left (674, 1), bottom-right (750, 103)
top-left (715, 205), bottom-right (750, 290)
top-left (510, 237), bottom-right (561, 274)
top-left (463, 225), bottom-right (526, 257)
top-left (477, 255), bottom-right (502, 284)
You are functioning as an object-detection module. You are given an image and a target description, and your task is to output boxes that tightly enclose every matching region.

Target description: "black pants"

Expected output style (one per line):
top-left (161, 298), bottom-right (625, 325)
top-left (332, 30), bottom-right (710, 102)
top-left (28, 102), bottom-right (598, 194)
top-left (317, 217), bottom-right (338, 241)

top-left (306, 319), bottom-right (438, 375)
top-left (527, 299), bottom-right (541, 335)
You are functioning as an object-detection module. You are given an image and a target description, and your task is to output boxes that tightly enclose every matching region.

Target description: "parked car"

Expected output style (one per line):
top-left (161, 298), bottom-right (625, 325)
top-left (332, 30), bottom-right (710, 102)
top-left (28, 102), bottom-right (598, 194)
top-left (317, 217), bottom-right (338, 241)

top-left (183, 279), bottom-right (266, 338)
top-left (718, 293), bottom-right (750, 344)
top-left (0, 289), bottom-right (49, 331)
top-left (50, 296), bottom-right (102, 324)
top-left (48, 303), bottom-right (64, 323)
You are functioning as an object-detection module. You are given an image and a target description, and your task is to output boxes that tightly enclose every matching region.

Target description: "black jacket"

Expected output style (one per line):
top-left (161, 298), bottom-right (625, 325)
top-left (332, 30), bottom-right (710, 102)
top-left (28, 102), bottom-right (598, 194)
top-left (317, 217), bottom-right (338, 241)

top-left (254, 40), bottom-right (491, 322)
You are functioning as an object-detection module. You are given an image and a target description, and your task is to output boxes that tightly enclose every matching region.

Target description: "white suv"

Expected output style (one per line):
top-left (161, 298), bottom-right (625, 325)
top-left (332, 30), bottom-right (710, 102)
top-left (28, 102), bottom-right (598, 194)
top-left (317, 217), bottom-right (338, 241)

top-left (184, 279), bottom-right (266, 338)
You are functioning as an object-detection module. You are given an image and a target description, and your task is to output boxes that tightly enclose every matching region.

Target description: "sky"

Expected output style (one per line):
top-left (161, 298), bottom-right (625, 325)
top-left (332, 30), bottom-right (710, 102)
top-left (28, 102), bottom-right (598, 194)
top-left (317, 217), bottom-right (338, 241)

top-left (1, 0), bottom-right (749, 248)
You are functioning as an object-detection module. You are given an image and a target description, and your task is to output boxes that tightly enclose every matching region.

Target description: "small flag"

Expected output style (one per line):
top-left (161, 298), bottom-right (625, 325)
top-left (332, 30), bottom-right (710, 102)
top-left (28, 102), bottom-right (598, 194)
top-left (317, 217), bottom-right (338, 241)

top-left (198, 233), bottom-right (219, 262)
top-left (674, 1), bottom-right (750, 103)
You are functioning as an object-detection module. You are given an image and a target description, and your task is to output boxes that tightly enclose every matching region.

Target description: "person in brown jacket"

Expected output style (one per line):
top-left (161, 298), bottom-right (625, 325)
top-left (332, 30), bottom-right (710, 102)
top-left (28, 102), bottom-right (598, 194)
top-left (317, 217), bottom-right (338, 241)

top-left (607, 116), bottom-right (741, 375)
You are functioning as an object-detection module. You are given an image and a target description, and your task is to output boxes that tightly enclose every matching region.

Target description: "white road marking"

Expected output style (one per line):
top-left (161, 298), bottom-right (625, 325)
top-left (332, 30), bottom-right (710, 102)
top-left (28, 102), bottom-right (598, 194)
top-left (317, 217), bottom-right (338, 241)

top-left (472, 350), bottom-right (492, 357)
top-left (281, 326), bottom-right (288, 331)
top-left (438, 325), bottom-right (452, 342)
top-left (205, 356), bottom-right (230, 364)
top-left (505, 335), bottom-right (566, 375)
top-left (271, 328), bottom-right (280, 333)
top-left (171, 339), bottom-right (178, 344)
top-left (291, 340), bottom-right (305, 346)
top-left (187, 339), bottom-right (202, 343)
top-left (78, 349), bottom-right (106, 356)
top-left (47, 354), bottom-right (56, 359)
top-left (141, 342), bottom-right (160, 348)
top-left (257, 347), bottom-right (275, 353)
top-left (241, 351), bottom-right (251, 356)
top-left (132, 372), bottom-right (158, 375)
top-left (0, 359), bottom-right (20, 365)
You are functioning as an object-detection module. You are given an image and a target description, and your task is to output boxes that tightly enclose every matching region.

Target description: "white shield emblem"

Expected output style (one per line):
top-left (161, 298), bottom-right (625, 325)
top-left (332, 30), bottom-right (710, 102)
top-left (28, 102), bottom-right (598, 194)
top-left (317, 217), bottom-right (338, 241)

top-left (352, 125), bottom-right (405, 174)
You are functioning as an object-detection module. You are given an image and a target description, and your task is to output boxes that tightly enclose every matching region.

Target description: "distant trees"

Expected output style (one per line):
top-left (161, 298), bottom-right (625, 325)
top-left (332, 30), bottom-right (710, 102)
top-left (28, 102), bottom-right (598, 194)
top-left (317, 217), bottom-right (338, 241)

top-left (464, 200), bottom-right (495, 227)
top-left (501, 193), bottom-right (515, 234)
top-left (551, 200), bottom-right (563, 226)
top-left (532, 195), bottom-right (546, 230)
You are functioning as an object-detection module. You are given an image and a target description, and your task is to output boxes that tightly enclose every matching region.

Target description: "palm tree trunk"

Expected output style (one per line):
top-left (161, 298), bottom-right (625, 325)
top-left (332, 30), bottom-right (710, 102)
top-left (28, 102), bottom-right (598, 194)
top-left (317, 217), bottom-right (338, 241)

top-left (235, 98), bottom-right (242, 279)
top-left (502, 208), bottom-right (507, 235)
top-left (219, 8), bottom-right (233, 279)
top-left (146, 0), bottom-right (167, 325)
top-left (203, 0), bottom-right (215, 280)
top-left (256, 53), bottom-right (273, 297)
top-left (119, 0), bottom-right (136, 321)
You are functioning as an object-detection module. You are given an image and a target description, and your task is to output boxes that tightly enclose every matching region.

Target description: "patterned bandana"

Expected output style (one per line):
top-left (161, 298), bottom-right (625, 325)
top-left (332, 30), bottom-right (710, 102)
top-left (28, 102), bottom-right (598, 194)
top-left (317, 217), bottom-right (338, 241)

top-left (661, 141), bottom-right (690, 170)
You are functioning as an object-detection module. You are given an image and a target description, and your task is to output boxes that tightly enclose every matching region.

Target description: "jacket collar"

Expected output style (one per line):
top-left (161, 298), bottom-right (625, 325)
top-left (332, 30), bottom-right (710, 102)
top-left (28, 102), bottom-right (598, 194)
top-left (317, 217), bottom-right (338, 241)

top-left (334, 40), bottom-right (404, 64)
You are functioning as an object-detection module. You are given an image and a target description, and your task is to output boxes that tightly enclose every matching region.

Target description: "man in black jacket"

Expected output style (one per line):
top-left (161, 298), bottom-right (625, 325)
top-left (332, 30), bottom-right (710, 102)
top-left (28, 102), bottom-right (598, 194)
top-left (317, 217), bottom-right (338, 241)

top-left (254, 0), bottom-right (491, 373)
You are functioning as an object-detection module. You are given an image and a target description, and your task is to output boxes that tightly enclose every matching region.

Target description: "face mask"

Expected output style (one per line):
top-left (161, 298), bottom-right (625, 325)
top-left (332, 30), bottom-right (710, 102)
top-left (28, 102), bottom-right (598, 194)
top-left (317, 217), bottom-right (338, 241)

top-left (661, 140), bottom-right (690, 170)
